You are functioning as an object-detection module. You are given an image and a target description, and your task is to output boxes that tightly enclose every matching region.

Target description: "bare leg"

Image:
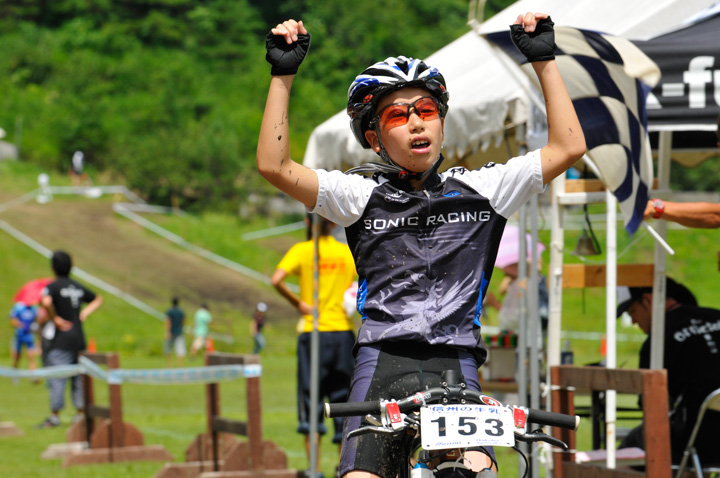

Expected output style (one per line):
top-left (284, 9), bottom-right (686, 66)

top-left (464, 450), bottom-right (497, 472)
top-left (345, 472), bottom-right (381, 478)
top-left (28, 348), bottom-right (38, 371)
top-left (28, 348), bottom-right (40, 383)
top-left (343, 450), bottom-right (496, 478)
top-left (303, 434), bottom-right (322, 474)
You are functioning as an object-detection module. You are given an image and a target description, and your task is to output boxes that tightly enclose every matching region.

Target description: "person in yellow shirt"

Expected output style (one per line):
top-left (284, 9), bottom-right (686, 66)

top-left (272, 214), bottom-right (357, 473)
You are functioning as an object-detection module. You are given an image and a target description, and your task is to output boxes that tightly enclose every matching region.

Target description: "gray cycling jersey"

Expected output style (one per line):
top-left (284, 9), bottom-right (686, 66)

top-left (311, 150), bottom-right (544, 361)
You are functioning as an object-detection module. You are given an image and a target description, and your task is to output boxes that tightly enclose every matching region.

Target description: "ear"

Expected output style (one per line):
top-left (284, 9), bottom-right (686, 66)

top-left (365, 130), bottom-right (381, 152)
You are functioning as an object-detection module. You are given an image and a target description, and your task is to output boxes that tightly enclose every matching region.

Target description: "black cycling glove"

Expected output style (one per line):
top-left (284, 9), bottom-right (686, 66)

top-left (509, 17), bottom-right (556, 62)
top-left (265, 32), bottom-right (311, 76)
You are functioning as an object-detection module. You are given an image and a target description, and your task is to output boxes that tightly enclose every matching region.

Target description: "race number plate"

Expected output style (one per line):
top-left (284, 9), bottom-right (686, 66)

top-left (420, 405), bottom-right (514, 449)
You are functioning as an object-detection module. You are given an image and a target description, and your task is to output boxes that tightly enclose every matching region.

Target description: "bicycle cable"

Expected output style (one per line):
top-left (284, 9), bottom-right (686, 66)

top-left (512, 446), bottom-right (530, 478)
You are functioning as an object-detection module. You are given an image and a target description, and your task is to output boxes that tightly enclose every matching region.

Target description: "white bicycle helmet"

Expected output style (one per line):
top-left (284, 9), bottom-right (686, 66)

top-left (347, 56), bottom-right (449, 150)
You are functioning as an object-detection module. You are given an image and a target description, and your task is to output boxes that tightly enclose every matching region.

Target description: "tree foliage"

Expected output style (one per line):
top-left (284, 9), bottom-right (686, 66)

top-left (0, 0), bottom-right (513, 210)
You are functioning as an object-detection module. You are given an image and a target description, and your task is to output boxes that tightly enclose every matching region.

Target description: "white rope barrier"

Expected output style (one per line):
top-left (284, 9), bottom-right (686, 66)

top-left (0, 357), bottom-right (261, 385)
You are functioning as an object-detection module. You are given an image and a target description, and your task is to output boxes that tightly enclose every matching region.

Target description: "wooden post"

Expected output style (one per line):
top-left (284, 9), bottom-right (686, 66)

top-left (56, 351), bottom-right (173, 467)
top-left (642, 371), bottom-right (672, 477)
top-left (155, 352), bottom-right (296, 478)
top-left (245, 354), bottom-right (263, 471)
top-left (106, 353), bottom-right (125, 450)
top-left (550, 365), bottom-right (671, 478)
top-left (551, 366), bottom-right (576, 478)
top-left (82, 369), bottom-right (95, 442)
top-left (206, 354), bottom-right (221, 471)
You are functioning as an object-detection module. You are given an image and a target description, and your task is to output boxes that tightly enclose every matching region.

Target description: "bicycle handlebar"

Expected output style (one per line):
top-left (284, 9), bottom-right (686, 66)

top-left (325, 387), bottom-right (579, 431)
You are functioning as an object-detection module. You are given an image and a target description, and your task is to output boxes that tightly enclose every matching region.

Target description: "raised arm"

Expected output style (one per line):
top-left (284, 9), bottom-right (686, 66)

top-left (511, 13), bottom-right (586, 184)
top-left (257, 19), bottom-right (319, 209)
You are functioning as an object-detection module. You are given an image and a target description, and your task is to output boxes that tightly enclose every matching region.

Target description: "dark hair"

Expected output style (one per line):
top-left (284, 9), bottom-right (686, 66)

top-left (665, 278), bottom-right (698, 306)
top-left (51, 250), bottom-right (72, 277)
top-left (618, 277), bottom-right (697, 317)
top-left (172, 297), bottom-right (179, 306)
top-left (305, 214), bottom-right (333, 241)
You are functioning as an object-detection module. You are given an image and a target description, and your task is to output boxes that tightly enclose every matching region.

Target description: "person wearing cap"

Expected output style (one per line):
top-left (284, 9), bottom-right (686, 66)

top-left (251, 302), bottom-right (268, 354)
top-left (616, 277), bottom-right (720, 465)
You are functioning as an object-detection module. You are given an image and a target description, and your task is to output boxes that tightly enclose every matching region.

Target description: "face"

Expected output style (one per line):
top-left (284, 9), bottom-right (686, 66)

top-left (626, 295), bottom-right (652, 334)
top-left (364, 87), bottom-right (444, 173)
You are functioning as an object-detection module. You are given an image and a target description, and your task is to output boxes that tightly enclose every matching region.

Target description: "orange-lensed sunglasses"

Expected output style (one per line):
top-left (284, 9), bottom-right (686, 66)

top-left (372, 96), bottom-right (441, 129)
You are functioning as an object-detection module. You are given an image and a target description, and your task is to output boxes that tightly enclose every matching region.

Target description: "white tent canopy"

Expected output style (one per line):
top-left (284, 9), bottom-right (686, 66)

top-left (302, 0), bottom-right (717, 171)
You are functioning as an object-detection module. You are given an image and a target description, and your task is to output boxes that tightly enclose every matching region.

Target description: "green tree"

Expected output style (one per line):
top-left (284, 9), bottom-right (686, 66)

top-left (0, 0), bottom-right (518, 210)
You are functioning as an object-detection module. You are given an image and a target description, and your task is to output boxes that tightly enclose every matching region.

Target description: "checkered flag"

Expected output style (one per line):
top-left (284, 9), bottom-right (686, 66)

top-left (486, 27), bottom-right (660, 234)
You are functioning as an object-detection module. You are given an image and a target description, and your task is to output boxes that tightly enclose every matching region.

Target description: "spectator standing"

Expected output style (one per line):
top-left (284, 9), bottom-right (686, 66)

top-left (251, 302), bottom-right (268, 354)
top-left (164, 297), bottom-right (186, 367)
top-left (271, 215), bottom-right (357, 474)
top-left (70, 150), bottom-right (90, 186)
top-left (190, 304), bottom-right (212, 358)
top-left (37, 251), bottom-right (103, 428)
top-left (617, 277), bottom-right (720, 464)
top-left (9, 302), bottom-right (40, 377)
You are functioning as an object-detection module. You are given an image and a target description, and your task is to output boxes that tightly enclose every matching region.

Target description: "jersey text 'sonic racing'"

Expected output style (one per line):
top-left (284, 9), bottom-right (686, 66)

top-left (311, 151), bottom-right (544, 360)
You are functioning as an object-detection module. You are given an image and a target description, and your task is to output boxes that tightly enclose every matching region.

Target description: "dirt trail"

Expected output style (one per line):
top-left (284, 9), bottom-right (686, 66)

top-left (1, 197), bottom-right (298, 330)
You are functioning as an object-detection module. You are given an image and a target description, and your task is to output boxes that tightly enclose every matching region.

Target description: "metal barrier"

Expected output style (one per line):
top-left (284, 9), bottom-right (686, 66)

top-left (155, 352), bottom-right (299, 478)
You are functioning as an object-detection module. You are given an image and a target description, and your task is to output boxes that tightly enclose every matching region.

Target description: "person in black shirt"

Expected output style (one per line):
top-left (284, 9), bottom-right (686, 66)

top-left (164, 297), bottom-right (186, 367)
top-left (617, 278), bottom-right (720, 465)
top-left (37, 251), bottom-right (103, 428)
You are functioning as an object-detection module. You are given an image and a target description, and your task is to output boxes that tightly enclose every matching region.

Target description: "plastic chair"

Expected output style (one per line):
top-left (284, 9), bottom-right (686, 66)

top-left (674, 388), bottom-right (720, 478)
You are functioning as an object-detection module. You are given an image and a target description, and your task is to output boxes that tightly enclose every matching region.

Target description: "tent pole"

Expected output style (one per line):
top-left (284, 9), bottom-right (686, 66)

top-left (545, 173), bottom-right (566, 478)
top-left (547, 174), bottom-right (565, 371)
top-left (650, 131), bottom-right (672, 370)
top-left (528, 193), bottom-right (541, 478)
top-left (605, 190), bottom-right (618, 469)
top-left (309, 213), bottom-right (320, 477)
top-left (517, 203), bottom-right (530, 473)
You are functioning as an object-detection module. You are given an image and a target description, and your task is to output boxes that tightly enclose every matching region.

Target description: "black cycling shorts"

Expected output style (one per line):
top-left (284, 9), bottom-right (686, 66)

top-left (338, 341), bottom-right (496, 478)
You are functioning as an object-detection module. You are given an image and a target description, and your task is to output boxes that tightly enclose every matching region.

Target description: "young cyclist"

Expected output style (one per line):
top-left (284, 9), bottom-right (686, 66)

top-left (258, 13), bottom-right (585, 478)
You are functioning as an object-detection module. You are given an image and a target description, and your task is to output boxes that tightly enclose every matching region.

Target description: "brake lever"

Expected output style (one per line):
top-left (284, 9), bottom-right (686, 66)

top-left (515, 429), bottom-right (569, 451)
top-left (348, 425), bottom-right (399, 439)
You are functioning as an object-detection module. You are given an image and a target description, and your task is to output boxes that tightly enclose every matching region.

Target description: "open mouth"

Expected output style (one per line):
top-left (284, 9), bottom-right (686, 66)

top-left (410, 138), bottom-right (431, 152)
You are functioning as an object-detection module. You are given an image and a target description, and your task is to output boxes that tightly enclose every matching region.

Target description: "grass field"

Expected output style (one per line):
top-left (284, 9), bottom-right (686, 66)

top-left (1, 159), bottom-right (718, 477)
